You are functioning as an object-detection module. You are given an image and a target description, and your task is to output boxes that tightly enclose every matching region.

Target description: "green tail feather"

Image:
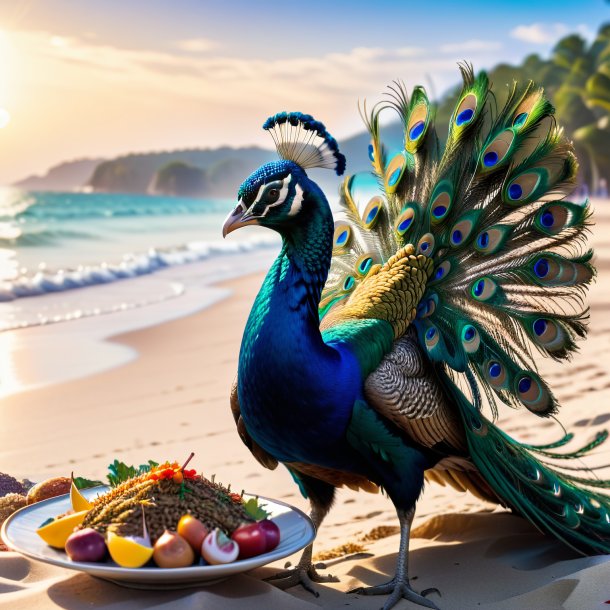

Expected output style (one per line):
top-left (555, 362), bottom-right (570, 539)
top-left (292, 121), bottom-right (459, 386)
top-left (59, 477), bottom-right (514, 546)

top-left (445, 373), bottom-right (610, 555)
top-left (322, 65), bottom-right (592, 420)
top-left (320, 64), bottom-right (607, 556)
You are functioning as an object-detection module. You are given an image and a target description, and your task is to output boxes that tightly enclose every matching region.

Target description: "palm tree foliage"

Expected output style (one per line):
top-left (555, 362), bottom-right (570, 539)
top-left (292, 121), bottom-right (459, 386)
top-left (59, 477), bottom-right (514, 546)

top-left (437, 23), bottom-right (610, 192)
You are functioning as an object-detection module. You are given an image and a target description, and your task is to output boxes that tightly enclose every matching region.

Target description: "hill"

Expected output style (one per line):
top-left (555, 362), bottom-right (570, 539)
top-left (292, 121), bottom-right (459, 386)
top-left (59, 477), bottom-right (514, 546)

top-left (88, 147), bottom-right (276, 197)
top-left (13, 158), bottom-right (104, 192)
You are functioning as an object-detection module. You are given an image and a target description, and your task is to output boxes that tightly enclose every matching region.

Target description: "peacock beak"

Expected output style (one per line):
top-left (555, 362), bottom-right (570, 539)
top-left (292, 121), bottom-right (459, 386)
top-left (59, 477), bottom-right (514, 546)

top-left (222, 202), bottom-right (259, 237)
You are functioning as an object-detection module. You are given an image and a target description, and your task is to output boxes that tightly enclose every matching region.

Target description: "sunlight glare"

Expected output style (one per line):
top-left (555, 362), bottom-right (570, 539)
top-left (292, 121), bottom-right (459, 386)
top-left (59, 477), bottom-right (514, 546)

top-left (50, 35), bottom-right (70, 48)
top-left (0, 108), bottom-right (10, 129)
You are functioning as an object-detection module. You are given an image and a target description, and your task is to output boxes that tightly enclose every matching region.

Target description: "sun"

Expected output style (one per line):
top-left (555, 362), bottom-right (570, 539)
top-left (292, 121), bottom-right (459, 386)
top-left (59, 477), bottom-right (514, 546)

top-left (0, 108), bottom-right (10, 129)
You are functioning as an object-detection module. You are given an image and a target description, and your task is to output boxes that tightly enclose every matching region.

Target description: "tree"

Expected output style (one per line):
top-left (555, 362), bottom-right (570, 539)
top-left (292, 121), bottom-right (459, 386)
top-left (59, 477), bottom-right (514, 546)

top-left (148, 161), bottom-right (207, 198)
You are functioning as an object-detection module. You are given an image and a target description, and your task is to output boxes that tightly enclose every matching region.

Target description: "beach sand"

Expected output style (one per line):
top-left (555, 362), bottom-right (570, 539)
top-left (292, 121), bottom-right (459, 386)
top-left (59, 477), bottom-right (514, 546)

top-left (1, 201), bottom-right (610, 609)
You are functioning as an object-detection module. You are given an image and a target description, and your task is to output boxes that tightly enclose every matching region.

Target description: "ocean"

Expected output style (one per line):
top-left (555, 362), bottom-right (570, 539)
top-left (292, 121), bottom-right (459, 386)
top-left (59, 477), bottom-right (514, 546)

top-left (0, 188), bottom-right (280, 395)
top-left (0, 188), bottom-right (279, 332)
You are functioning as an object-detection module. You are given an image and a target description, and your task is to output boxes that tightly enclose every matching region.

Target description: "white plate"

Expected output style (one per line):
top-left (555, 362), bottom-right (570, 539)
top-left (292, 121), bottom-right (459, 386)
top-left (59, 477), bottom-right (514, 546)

top-left (1, 486), bottom-right (314, 589)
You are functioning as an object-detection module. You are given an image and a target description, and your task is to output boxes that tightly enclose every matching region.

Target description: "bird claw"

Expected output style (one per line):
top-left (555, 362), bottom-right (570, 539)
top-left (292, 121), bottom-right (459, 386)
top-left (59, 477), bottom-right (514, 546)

top-left (349, 578), bottom-right (441, 610)
top-left (349, 578), bottom-right (396, 596)
top-left (265, 563), bottom-right (339, 596)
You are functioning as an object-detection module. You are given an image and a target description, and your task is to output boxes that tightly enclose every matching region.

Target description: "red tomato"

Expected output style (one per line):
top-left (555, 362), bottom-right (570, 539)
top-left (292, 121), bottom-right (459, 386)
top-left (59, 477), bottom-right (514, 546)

top-left (230, 522), bottom-right (267, 559)
top-left (258, 519), bottom-right (280, 552)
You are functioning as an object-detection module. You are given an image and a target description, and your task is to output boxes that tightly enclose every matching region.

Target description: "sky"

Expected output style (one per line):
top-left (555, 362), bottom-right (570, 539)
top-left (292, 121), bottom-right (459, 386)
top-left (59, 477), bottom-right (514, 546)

top-left (0, 0), bottom-right (608, 184)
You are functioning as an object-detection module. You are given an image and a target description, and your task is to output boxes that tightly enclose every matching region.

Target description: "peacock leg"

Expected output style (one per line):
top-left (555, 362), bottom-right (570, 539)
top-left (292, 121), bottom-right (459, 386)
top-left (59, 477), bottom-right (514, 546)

top-left (349, 506), bottom-right (440, 610)
top-left (265, 476), bottom-right (338, 595)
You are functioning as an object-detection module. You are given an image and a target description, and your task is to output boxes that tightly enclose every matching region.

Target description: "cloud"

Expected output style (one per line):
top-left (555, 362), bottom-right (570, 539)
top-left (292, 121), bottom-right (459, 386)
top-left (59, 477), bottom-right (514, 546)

top-left (575, 24), bottom-right (596, 42)
top-left (510, 22), bottom-right (594, 45)
top-left (2, 28), bottom-right (481, 182)
top-left (440, 40), bottom-right (502, 54)
top-left (49, 35), bottom-right (72, 48)
top-left (14, 30), bottom-right (445, 103)
top-left (174, 38), bottom-right (217, 53)
top-left (510, 23), bottom-right (569, 44)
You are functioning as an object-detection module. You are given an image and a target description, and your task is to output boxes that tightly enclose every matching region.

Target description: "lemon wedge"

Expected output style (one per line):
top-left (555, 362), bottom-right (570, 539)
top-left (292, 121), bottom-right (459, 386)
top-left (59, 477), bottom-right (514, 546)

top-left (70, 475), bottom-right (93, 512)
top-left (36, 510), bottom-right (89, 549)
top-left (107, 531), bottom-right (154, 568)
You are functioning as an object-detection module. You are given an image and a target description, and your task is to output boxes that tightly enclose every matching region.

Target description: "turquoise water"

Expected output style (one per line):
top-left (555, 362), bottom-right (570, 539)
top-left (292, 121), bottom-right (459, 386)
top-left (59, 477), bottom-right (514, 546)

top-left (0, 188), bottom-right (278, 331)
top-left (0, 188), bottom-right (276, 295)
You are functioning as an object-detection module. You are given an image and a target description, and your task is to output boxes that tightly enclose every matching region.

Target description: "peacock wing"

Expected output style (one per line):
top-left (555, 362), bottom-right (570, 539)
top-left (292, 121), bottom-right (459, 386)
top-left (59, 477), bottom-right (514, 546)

top-left (363, 331), bottom-right (464, 450)
top-left (320, 244), bottom-right (433, 339)
top-left (322, 65), bottom-right (591, 421)
top-left (321, 66), bottom-right (610, 554)
top-left (363, 329), bottom-right (502, 505)
top-left (424, 456), bottom-right (502, 505)
top-left (319, 244), bottom-right (433, 385)
top-left (230, 376), bottom-right (278, 471)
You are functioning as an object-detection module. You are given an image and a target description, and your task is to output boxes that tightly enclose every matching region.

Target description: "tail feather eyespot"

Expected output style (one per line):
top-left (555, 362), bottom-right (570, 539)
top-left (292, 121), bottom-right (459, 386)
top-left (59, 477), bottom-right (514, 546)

top-left (333, 222), bottom-right (352, 250)
top-left (480, 129), bottom-right (515, 170)
top-left (454, 93), bottom-right (477, 127)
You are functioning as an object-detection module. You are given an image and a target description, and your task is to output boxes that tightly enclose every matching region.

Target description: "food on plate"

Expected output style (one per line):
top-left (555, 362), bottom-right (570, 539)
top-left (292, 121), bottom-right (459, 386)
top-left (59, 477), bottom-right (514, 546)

top-left (65, 528), bottom-right (107, 562)
top-left (231, 521), bottom-right (267, 559)
top-left (70, 475), bottom-right (93, 512)
top-left (36, 510), bottom-right (89, 548)
top-left (107, 530), bottom-right (154, 568)
top-left (152, 530), bottom-right (195, 568)
top-left (201, 528), bottom-right (240, 564)
top-left (27, 477), bottom-right (71, 505)
top-left (34, 455), bottom-right (281, 568)
top-left (176, 514), bottom-right (208, 552)
top-left (258, 519), bottom-right (281, 553)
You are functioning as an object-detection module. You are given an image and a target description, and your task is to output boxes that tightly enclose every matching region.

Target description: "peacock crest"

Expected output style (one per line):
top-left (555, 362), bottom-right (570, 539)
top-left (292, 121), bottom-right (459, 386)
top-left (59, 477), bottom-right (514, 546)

top-left (263, 111), bottom-right (346, 175)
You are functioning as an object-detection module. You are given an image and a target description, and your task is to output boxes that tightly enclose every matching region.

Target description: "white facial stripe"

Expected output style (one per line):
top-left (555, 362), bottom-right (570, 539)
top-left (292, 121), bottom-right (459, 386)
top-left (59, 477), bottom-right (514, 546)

top-left (245, 174), bottom-right (295, 218)
top-left (287, 183), bottom-right (304, 217)
top-left (256, 174), bottom-right (292, 217)
top-left (252, 181), bottom-right (268, 206)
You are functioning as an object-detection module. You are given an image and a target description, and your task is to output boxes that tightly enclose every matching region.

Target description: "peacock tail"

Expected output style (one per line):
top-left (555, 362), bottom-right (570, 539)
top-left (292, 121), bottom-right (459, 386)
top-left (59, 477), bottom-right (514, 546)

top-left (444, 374), bottom-right (610, 555)
top-left (322, 64), bottom-right (591, 420)
top-left (320, 65), bottom-right (610, 555)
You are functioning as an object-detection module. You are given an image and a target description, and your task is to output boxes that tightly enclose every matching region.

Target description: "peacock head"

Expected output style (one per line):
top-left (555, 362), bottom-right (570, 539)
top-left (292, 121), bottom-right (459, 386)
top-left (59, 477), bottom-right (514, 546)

top-left (222, 112), bottom-right (345, 238)
top-left (222, 160), bottom-right (312, 236)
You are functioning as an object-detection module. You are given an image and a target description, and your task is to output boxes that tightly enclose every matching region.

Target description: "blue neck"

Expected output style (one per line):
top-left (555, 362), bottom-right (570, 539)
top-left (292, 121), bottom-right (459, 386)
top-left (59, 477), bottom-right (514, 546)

top-left (237, 184), bottom-right (370, 466)
top-left (253, 185), bottom-right (334, 338)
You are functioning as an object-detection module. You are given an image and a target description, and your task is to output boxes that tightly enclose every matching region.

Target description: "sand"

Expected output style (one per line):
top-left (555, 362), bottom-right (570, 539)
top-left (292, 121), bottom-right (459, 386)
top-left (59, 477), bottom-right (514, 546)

top-left (1, 200), bottom-right (610, 609)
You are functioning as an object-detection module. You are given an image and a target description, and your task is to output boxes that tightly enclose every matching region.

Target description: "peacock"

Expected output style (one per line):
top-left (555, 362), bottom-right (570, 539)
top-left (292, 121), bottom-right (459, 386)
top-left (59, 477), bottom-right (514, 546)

top-left (222, 65), bottom-right (610, 610)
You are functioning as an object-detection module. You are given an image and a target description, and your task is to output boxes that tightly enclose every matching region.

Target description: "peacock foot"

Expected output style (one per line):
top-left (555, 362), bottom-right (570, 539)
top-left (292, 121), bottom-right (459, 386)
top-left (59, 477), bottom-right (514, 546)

top-left (350, 578), bottom-right (441, 610)
top-left (265, 561), bottom-right (339, 596)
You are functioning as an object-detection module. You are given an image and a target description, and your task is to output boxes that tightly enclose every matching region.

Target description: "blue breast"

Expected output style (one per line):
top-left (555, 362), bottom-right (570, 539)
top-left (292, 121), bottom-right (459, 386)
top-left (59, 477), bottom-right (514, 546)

top-left (238, 275), bottom-right (363, 468)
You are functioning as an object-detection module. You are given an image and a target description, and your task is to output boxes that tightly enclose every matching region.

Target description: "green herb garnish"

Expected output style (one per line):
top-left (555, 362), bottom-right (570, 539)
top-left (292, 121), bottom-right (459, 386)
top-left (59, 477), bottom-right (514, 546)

top-left (107, 459), bottom-right (159, 487)
top-left (73, 476), bottom-right (104, 490)
top-left (242, 497), bottom-right (270, 520)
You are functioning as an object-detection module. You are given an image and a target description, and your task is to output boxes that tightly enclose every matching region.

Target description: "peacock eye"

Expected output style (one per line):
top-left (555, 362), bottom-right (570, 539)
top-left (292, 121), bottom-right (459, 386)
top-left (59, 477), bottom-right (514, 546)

top-left (267, 188), bottom-right (280, 203)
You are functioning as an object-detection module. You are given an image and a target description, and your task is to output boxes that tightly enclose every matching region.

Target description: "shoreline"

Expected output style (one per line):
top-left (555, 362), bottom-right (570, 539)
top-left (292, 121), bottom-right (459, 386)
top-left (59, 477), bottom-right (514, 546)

top-left (0, 272), bottom-right (268, 481)
top-left (0, 248), bottom-right (276, 397)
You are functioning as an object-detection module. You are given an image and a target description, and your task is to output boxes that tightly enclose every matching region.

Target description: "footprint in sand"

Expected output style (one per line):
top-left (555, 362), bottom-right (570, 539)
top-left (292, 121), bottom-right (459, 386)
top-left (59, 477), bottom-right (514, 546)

top-left (575, 413), bottom-right (610, 427)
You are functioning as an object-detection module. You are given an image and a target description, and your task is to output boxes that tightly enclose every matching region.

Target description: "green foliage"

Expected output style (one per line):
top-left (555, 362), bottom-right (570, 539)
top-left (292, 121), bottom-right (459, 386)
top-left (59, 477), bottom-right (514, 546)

top-left (434, 22), bottom-right (610, 191)
top-left (150, 161), bottom-right (207, 197)
top-left (86, 147), bottom-right (275, 196)
top-left (178, 481), bottom-right (193, 501)
top-left (242, 497), bottom-right (270, 520)
top-left (107, 459), bottom-right (159, 487)
top-left (73, 476), bottom-right (104, 490)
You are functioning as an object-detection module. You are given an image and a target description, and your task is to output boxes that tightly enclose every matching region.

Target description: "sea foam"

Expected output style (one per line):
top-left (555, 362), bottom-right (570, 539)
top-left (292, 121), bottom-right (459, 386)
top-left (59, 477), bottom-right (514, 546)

top-left (0, 237), bottom-right (276, 303)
